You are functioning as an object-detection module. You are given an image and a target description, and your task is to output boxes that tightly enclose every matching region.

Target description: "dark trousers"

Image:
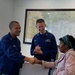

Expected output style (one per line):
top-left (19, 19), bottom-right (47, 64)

top-left (48, 68), bottom-right (54, 75)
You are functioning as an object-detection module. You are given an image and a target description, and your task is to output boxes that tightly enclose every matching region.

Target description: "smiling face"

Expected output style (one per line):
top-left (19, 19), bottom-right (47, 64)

top-left (36, 22), bottom-right (46, 34)
top-left (59, 40), bottom-right (69, 53)
top-left (10, 23), bottom-right (21, 38)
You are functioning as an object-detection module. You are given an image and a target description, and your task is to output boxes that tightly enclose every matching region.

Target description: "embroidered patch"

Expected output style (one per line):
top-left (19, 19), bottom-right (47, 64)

top-left (45, 39), bottom-right (51, 42)
top-left (34, 40), bottom-right (36, 42)
top-left (13, 45), bottom-right (16, 47)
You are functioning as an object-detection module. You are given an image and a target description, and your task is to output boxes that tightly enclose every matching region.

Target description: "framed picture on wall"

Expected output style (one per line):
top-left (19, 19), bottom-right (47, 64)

top-left (23, 9), bottom-right (75, 44)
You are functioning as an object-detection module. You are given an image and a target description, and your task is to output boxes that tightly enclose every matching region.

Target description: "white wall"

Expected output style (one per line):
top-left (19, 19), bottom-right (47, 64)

top-left (1, 0), bottom-right (75, 57)
top-left (13, 0), bottom-right (75, 57)
top-left (0, 0), bottom-right (14, 38)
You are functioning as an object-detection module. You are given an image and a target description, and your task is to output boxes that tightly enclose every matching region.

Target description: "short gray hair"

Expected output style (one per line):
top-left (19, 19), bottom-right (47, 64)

top-left (9, 21), bottom-right (19, 28)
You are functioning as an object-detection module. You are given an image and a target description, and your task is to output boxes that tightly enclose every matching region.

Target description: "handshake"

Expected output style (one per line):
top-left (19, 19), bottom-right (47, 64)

top-left (24, 57), bottom-right (53, 69)
top-left (24, 57), bottom-right (42, 64)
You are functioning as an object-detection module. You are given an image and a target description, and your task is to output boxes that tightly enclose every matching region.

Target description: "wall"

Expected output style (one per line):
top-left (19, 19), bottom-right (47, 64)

top-left (0, 0), bottom-right (14, 38)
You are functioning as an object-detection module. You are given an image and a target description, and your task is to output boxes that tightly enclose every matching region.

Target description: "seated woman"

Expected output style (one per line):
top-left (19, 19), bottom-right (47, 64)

top-left (35, 35), bottom-right (75, 75)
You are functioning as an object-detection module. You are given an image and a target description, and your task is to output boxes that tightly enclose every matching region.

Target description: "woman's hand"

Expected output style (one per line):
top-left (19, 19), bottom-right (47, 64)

top-left (34, 57), bottom-right (42, 64)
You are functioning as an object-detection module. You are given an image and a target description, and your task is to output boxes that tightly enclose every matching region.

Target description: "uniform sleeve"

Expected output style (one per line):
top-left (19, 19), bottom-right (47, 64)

top-left (56, 52), bottom-right (75, 75)
top-left (1, 37), bottom-right (25, 64)
top-left (30, 37), bottom-right (35, 55)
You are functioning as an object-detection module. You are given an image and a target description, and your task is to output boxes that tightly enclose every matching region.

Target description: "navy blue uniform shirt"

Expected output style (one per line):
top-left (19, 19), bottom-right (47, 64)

top-left (30, 31), bottom-right (58, 62)
top-left (0, 33), bottom-right (25, 75)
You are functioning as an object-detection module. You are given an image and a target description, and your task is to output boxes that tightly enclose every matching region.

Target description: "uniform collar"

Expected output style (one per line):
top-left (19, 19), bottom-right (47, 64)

top-left (8, 32), bottom-right (17, 40)
top-left (38, 30), bottom-right (48, 36)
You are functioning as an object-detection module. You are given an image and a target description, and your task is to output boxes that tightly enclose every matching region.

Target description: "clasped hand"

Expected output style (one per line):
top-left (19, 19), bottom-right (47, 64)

top-left (34, 45), bottom-right (43, 54)
top-left (27, 57), bottom-right (42, 64)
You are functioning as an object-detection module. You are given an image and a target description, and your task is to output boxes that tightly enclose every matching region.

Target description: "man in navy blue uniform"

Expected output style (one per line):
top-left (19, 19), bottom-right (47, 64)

top-left (0, 21), bottom-right (35, 75)
top-left (30, 19), bottom-right (58, 75)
